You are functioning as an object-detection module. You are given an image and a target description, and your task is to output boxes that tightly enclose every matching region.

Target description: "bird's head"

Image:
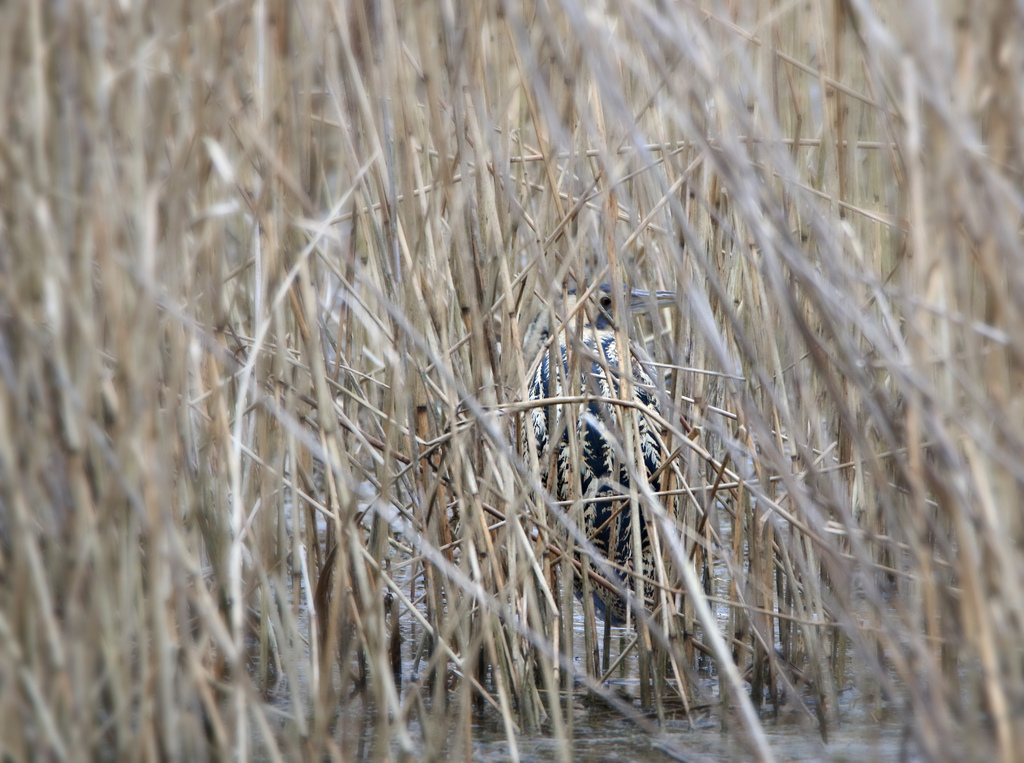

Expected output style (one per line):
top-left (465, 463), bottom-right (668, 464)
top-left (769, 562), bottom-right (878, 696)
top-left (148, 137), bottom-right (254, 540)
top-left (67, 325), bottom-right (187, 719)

top-left (562, 284), bottom-right (677, 332)
top-left (522, 283), bottom-right (676, 364)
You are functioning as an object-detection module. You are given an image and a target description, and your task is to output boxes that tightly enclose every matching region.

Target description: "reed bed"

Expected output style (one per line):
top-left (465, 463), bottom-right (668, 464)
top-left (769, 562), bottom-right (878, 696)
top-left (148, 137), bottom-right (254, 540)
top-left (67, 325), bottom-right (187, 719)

top-left (2, 0), bottom-right (1022, 761)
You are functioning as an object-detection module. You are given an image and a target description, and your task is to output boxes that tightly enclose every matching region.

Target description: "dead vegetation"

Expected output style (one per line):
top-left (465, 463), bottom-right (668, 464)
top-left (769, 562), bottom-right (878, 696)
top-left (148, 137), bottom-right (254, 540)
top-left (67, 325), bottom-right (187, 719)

top-left (1, 0), bottom-right (1023, 761)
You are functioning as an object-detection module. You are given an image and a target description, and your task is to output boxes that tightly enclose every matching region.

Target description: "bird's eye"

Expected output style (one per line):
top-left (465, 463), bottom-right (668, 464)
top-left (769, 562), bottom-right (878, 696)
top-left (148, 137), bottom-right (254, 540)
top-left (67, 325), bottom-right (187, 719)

top-left (599, 294), bottom-right (613, 311)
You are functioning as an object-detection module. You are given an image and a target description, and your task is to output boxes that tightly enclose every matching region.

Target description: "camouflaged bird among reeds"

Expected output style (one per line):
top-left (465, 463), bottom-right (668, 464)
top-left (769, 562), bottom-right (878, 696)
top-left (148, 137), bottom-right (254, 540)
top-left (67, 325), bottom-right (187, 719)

top-left (521, 284), bottom-right (675, 624)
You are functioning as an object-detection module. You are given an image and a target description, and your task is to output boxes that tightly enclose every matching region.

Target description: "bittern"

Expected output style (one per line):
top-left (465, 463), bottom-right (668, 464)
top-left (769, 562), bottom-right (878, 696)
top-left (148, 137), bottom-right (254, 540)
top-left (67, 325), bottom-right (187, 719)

top-left (521, 284), bottom-right (675, 624)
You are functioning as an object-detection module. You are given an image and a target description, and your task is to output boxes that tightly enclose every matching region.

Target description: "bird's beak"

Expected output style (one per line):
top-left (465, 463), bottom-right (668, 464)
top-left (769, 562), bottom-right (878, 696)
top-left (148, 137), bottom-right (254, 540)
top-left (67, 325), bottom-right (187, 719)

top-left (629, 289), bottom-right (677, 313)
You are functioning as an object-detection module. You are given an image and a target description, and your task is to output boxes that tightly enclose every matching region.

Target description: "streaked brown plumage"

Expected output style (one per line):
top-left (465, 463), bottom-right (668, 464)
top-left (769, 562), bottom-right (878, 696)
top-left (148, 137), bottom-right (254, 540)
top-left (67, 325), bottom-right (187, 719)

top-left (521, 284), bottom-right (673, 624)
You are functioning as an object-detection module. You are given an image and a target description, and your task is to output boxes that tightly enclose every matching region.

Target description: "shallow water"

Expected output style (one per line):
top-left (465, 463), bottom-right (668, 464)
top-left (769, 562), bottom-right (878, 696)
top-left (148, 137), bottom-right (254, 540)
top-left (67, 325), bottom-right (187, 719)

top-left (470, 699), bottom-right (918, 762)
top-left (266, 573), bottom-right (923, 762)
top-left (276, 484), bottom-right (926, 762)
top-left (322, 634), bottom-right (921, 762)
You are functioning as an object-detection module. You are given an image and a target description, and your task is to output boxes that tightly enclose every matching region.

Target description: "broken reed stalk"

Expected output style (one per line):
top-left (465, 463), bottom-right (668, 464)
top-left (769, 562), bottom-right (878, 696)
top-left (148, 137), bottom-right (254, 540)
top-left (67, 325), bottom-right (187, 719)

top-left (1, 1), bottom-right (1022, 762)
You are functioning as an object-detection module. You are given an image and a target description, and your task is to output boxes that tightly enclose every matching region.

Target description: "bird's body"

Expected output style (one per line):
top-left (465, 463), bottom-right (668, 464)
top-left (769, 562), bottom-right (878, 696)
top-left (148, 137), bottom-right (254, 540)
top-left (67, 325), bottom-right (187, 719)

top-left (522, 285), bottom-right (671, 624)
